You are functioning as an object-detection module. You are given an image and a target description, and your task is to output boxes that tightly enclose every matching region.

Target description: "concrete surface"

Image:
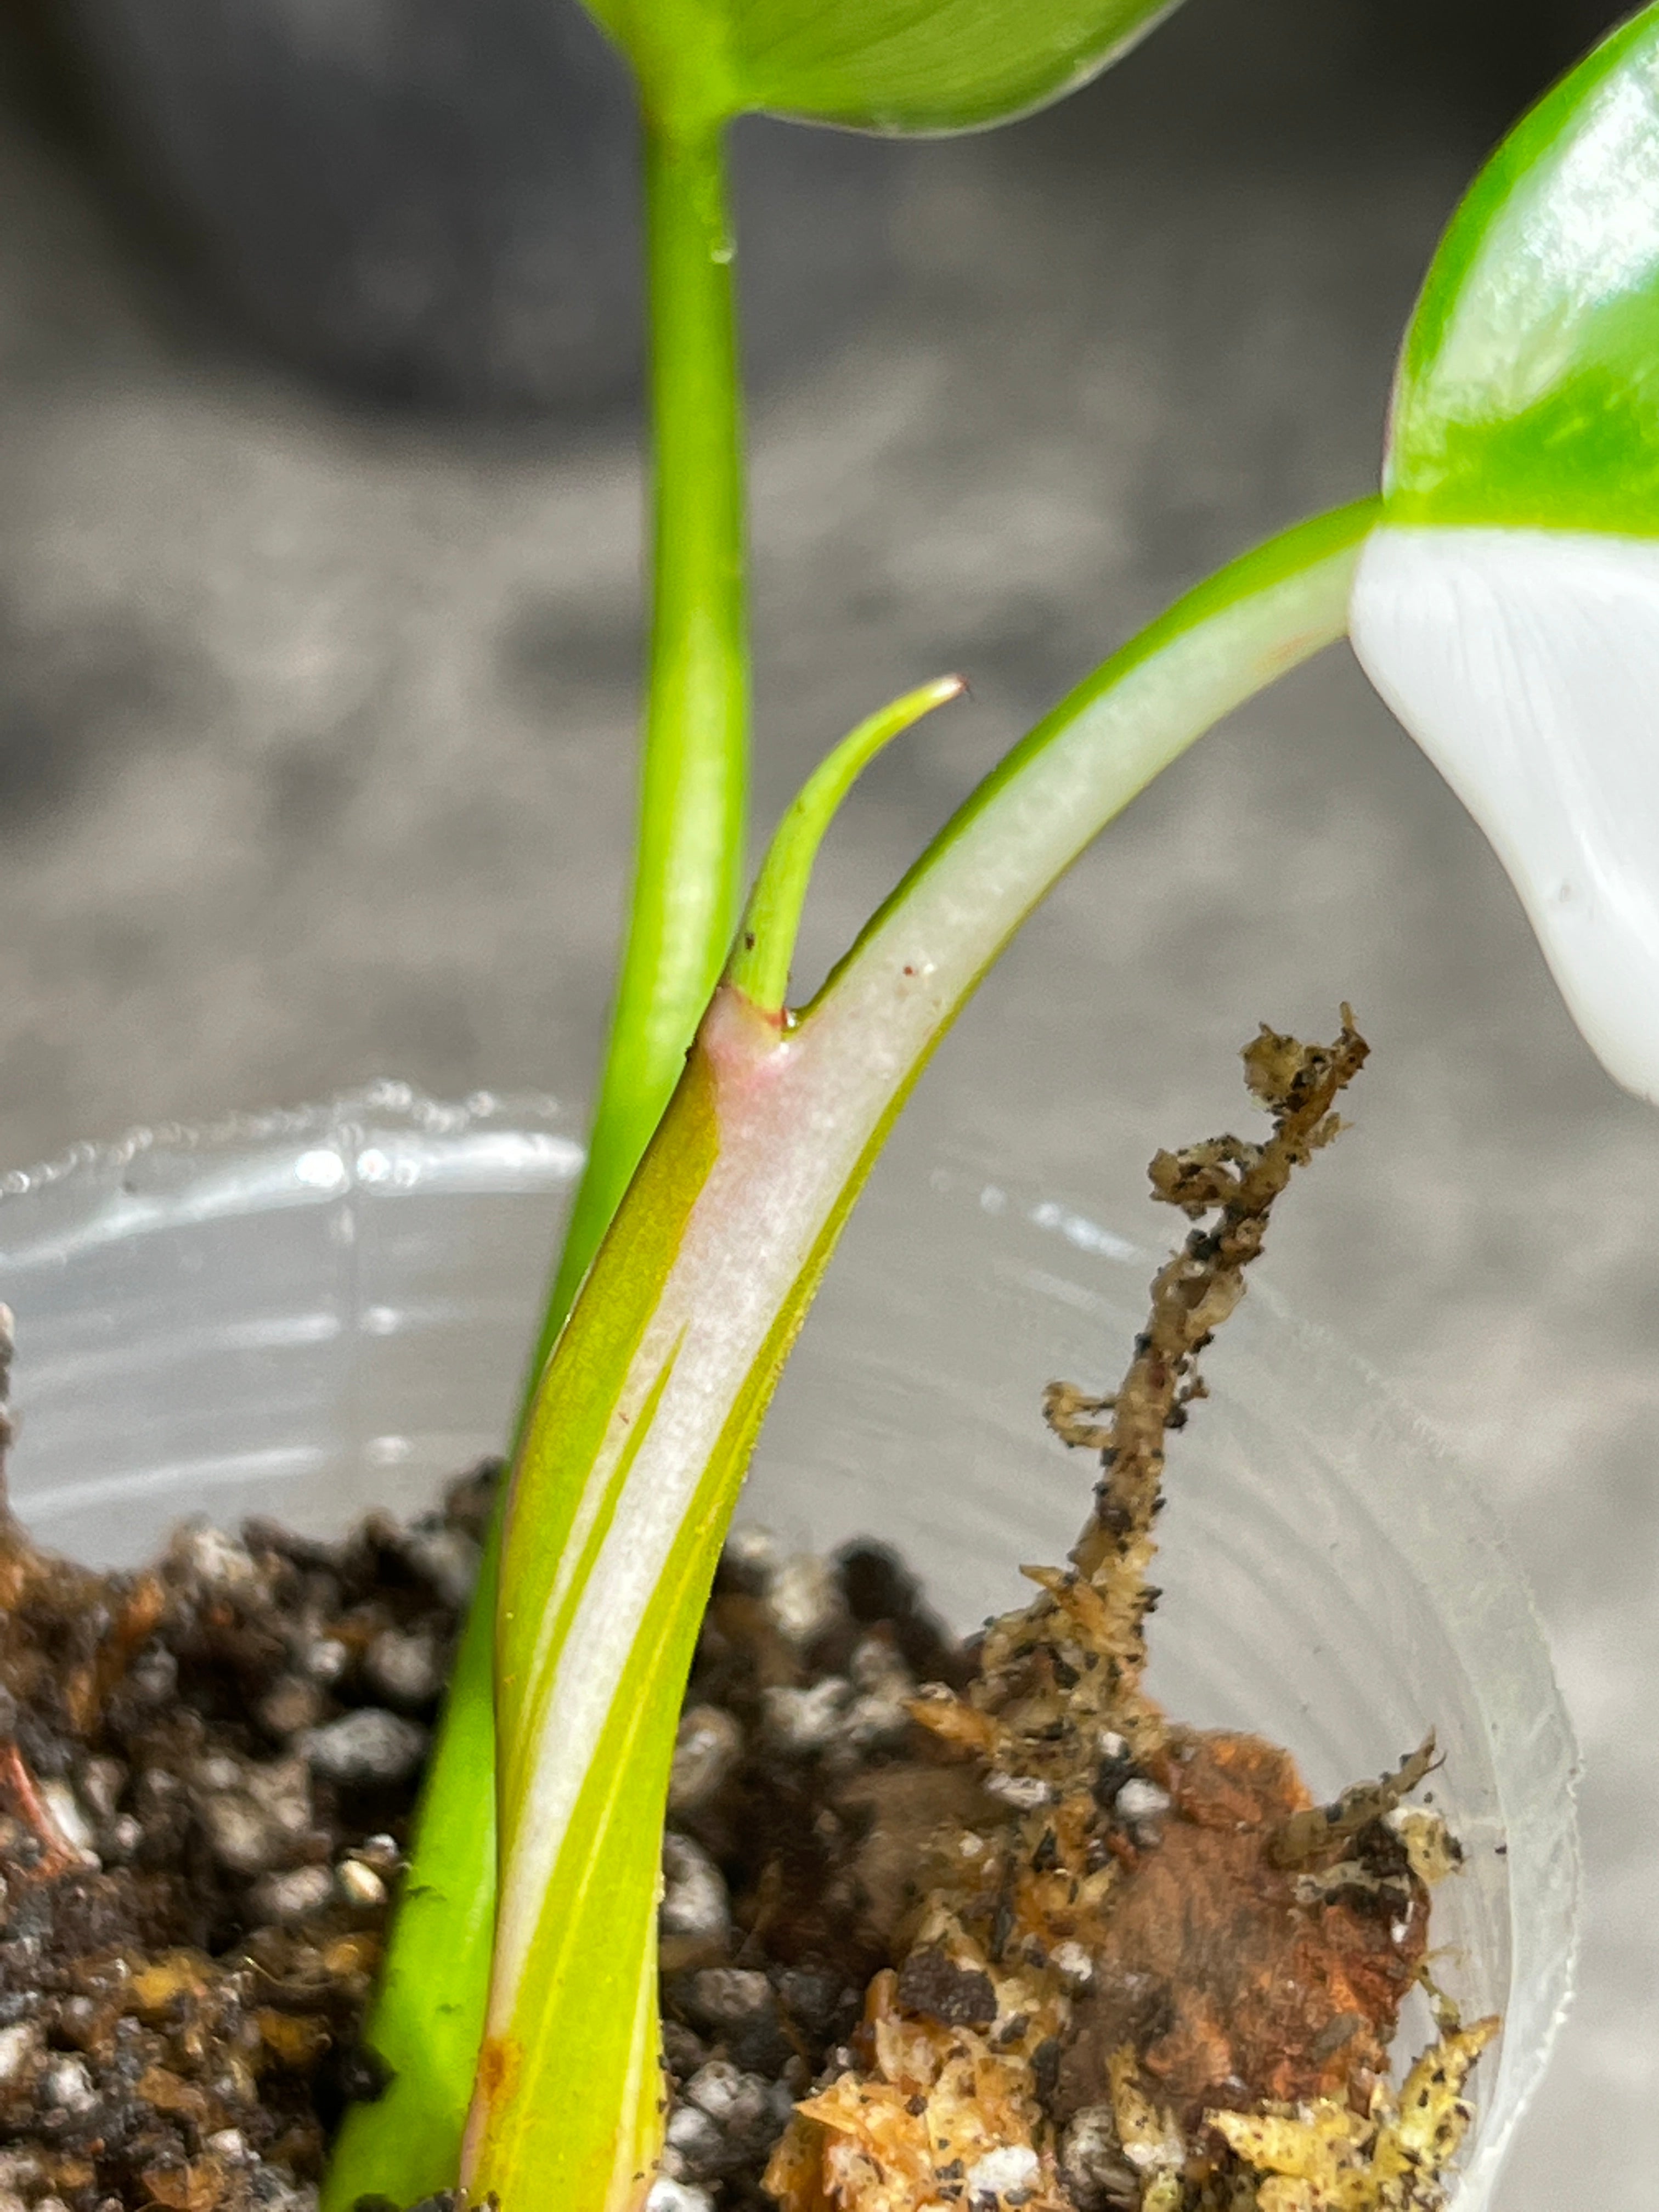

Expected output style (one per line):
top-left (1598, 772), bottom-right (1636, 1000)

top-left (0, 0), bottom-right (1650, 2203)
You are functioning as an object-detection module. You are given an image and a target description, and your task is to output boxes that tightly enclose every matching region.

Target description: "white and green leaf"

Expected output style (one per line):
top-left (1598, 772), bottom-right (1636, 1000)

top-left (1351, 4), bottom-right (1659, 1099)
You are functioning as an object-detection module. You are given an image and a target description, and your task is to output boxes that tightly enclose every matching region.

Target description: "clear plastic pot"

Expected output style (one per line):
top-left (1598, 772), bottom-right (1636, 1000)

top-left (0, 1082), bottom-right (1577, 2209)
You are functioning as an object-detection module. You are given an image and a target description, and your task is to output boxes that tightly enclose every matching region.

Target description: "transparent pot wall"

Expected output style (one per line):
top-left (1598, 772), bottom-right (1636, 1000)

top-left (0, 1086), bottom-right (1576, 2211)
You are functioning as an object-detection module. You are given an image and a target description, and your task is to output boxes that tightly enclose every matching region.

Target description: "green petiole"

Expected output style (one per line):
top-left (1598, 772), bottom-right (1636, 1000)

top-left (321, 108), bottom-right (750, 2212)
top-left (536, 110), bottom-right (751, 1365)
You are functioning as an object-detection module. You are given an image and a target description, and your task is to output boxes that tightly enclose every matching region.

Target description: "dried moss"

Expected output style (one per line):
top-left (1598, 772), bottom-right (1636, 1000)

top-left (766, 1017), bottom-right (1494, 2212)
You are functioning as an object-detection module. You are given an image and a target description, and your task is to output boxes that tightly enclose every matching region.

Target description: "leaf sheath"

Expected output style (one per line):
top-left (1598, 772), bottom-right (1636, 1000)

top-left (462, 500), bottom-right (1376, 2210)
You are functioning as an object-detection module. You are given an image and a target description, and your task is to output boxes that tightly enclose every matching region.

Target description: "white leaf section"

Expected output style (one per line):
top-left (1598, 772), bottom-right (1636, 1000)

top-left (1351, 524), bottom-right (1659, 1101)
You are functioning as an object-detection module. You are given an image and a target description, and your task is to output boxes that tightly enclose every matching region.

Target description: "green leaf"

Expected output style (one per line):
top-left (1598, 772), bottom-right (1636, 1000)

top-left (1385, 3), bottom-right (1659, 533)
top-left (730, 0), bottom-right (1181, 133)
top-left (583, 0), bottom-right (1183, 134)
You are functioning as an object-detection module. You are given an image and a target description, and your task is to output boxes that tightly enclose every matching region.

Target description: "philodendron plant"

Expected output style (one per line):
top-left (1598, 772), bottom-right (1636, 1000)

top-left (322, 7), bottom-right (1659, 2211)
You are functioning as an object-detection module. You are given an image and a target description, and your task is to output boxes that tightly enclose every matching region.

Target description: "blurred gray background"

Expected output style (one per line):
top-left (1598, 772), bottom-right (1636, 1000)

top-left (0, 0), bottom-right (1646, 2204)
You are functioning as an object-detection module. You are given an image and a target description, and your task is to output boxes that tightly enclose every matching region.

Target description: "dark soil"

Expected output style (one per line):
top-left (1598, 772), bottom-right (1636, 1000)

top-left (0, 1461), bottom-right (488, 2212)
top-left (0, 1460), bottom-right (984, 2212)
top-left (0, 1476), bottom-right (1449, 2212)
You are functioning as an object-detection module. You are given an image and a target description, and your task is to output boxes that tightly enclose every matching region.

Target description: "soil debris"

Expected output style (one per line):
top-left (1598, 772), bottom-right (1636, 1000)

top-left (0, 1458), bottom-right (978, 2212)
top-left (0, 1463), bottom-right (507, 2212)
top-left (763, 1015), bottom-right (1495, 2212)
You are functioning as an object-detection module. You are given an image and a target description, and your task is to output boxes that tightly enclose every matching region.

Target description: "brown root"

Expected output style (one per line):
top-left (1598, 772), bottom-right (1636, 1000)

top-left (766, 1016), bottom-right (1487, 2212)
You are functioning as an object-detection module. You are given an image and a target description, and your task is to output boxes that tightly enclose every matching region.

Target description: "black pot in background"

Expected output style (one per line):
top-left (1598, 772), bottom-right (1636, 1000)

top-left (13, 0), bottom-right (905, 414)
top-left (1379, 0), bottom-right (1625, 121)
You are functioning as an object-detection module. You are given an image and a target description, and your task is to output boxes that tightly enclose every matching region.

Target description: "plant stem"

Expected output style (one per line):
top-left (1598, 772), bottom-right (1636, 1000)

top-left (319, 111), bottom-right (748, 2212)
top-left (461, 500), bottom-right (1377, 2212)
top-left (538, 111), bottom-right (749, 1369)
